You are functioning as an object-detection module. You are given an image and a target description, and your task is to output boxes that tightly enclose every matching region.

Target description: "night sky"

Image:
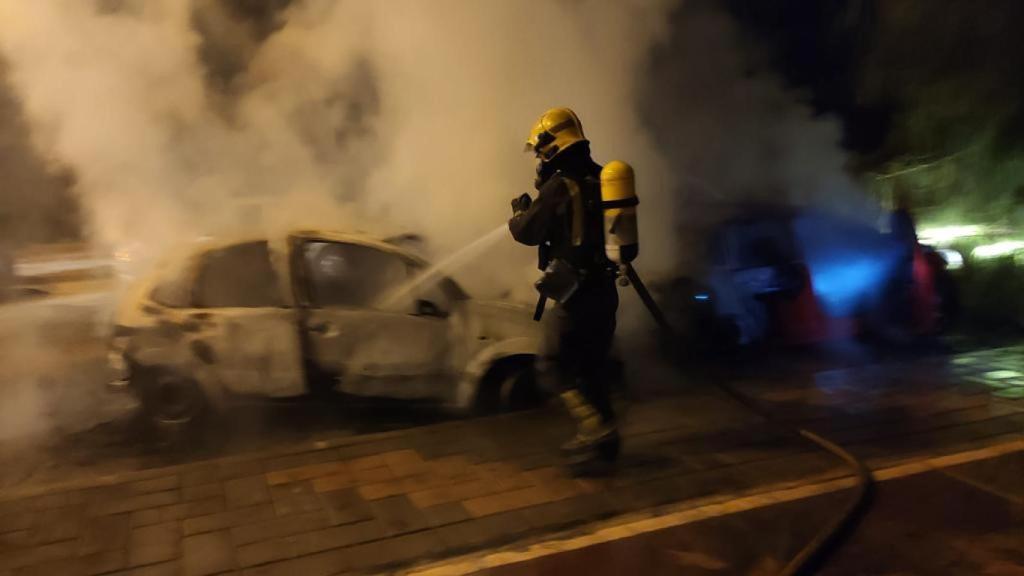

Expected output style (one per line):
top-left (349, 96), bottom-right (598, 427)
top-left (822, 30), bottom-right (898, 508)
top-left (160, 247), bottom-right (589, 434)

top-left (725, 0), bottom-right (888, 154)
top-left (725, 1), bottom-right (1024, 164)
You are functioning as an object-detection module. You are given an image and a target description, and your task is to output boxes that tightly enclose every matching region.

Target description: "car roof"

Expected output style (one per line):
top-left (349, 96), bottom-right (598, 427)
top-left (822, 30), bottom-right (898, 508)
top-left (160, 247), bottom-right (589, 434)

top-left (165, 230), bottom-right (427, 266)
top-left (289, 230), bottom-right (428, 266)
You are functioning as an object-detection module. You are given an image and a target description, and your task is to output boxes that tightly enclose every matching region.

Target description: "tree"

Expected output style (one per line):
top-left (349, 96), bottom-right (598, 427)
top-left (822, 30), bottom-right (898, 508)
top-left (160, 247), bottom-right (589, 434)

top-left (855, 0), bottom-right (1024, 221)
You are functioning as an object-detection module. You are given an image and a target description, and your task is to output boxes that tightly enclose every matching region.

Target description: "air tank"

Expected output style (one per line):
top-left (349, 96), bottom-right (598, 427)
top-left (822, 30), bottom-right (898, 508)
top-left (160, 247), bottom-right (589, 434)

top-left (600, 160), bottom-right (639, 264)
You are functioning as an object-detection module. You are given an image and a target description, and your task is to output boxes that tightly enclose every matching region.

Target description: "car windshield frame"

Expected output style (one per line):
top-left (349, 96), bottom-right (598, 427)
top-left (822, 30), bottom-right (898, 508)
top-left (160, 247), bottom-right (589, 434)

top-left (291, 236), bottom-right (469, 313)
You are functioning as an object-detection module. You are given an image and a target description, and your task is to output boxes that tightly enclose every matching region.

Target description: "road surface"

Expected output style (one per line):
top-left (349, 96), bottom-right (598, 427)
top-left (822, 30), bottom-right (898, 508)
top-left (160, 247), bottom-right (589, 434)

top-left (0, 283), bottom-right (1021, 575)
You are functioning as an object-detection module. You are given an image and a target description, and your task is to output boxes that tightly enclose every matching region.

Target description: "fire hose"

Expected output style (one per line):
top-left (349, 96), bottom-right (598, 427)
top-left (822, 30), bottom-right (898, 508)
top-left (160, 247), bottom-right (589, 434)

top-left (623, 262), bottom-right (874, 576)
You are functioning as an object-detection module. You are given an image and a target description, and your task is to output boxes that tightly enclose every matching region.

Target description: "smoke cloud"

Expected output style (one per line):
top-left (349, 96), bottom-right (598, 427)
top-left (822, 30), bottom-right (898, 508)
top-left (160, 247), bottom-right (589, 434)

top-left (0, 0), bottom-right (876, 288)
top-left (0, 64), bottom-right (80, 246)
top-left (0, 0), bottom-right (679, 296)
top-left (637, 1), bottom-right (880, 272)
top-left (0, 1), bottom-right (888, 442)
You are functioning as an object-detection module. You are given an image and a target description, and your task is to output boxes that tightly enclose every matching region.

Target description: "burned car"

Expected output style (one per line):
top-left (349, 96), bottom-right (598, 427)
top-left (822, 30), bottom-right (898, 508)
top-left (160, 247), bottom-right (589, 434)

top-left (109, 231), bottom-right (540, 435)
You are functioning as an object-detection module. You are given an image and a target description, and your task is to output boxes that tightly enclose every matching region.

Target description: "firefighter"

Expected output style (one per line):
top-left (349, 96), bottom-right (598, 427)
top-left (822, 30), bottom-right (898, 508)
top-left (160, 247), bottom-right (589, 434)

top-left (509, 107), bottom-right (620, 473)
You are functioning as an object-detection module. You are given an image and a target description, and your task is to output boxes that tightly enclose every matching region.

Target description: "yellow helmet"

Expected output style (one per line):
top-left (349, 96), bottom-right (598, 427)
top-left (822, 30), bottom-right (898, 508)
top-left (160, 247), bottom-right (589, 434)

top-left (525, 107), bottom-right (587, 161)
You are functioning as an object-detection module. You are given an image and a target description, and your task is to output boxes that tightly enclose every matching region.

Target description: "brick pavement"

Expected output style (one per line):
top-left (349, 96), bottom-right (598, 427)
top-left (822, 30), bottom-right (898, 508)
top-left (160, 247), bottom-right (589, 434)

top-left (0, 391), bottom-right (810, 576)
top-left (0, 346), bottom-right (1021, 576)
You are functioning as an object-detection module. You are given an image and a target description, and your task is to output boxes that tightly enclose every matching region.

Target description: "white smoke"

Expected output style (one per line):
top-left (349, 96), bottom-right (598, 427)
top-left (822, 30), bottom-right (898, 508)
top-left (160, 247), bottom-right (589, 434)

top-left (0, 0), bottom-right (680, 295)
top-left (642, 2), bottom-right (880, 240)
top-left (0, 1), bottom-right (890, 441)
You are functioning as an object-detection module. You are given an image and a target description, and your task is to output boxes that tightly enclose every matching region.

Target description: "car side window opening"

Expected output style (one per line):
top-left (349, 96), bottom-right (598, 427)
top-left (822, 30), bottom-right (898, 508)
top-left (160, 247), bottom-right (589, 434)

top-left (303, 241), bottom-right (415, 309)
top-left (405, 266), bottom-right (464, 313)
top-left (193, 241), bottom-right (283, 308)
top-left (735, 221), bottom-right (796, 268)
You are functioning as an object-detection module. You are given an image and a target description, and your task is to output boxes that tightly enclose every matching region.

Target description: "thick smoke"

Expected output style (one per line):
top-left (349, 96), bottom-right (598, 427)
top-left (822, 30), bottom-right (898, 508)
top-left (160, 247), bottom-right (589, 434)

top-left (638, 1), bottom-right (880, 273)
top-left (0, 1), bottom-right (883, 441)
top-left (0, 0), bottom-right (874, 287)
top-left (0, 65), bottom-right (80, 247)
top-left (0, 0), bottom-right (678, 296)
top-left (0, 0), bottom-right (678, 442)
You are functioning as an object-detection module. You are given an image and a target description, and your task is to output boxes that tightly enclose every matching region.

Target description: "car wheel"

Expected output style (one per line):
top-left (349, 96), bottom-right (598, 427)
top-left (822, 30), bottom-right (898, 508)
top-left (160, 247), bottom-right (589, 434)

top-left (136, 370), bottom-right (207, 448)
top-left (477, 359), bottom-right (542, 413)
top-left (498, 367), bottom-right (542, 411)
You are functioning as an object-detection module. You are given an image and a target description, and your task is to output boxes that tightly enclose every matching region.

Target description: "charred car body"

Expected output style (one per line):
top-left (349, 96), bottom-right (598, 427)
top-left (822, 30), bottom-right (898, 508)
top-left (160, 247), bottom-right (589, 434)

top-left (109, 231), bottom-right (540, 436)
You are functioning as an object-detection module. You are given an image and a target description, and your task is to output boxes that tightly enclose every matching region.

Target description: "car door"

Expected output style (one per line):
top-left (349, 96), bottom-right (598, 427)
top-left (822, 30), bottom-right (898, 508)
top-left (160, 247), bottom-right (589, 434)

top-left (294, 238), bottom-right (452, 399)
top-left (188, 240), bottom-right (305, 397)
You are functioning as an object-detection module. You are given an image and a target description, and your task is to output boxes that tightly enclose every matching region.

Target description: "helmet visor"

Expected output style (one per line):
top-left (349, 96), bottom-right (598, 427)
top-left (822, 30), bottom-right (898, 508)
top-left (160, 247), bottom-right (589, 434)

top-left (525, 130), bottom-right (555, 157)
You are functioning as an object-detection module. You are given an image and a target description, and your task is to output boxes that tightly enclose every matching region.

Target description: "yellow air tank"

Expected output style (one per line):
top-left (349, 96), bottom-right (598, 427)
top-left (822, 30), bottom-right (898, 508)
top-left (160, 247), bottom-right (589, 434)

top-left (600, 160), bottom-right (639, 265)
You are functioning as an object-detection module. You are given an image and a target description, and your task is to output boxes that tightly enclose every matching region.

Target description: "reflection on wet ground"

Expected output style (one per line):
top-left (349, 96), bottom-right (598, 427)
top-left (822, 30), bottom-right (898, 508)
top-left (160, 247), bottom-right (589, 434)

top-left (483, 452), bottom-right (1024, 576)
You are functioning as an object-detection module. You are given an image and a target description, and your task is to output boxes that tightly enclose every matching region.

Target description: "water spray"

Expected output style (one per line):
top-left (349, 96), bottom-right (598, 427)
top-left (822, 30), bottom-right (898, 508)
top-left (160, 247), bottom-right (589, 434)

top-left (376, 224), bottom-right (510, 311)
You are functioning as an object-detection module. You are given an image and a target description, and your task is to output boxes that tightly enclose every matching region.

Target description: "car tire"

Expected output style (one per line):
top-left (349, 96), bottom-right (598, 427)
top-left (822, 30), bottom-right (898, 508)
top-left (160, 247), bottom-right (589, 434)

top-left (477, 360), bottom-right (542, 413)
top-left (135, 369), bottom-right (208, 449)
top-left (498, 367), bottom-right (542, 411)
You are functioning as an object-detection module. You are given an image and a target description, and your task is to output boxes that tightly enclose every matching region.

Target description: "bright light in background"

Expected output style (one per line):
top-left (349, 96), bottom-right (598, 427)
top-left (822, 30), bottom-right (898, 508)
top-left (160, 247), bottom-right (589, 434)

top-left (917, 224), bottom-right (986, 245)
top-left (971, 240), bottom-right (1024, 259)
top-left (936, 248), bottom-right (964, 270)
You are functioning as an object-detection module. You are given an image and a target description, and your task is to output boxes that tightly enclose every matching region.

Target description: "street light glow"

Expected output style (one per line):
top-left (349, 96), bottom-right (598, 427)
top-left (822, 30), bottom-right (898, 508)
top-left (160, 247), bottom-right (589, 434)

top-left (936, 248), bottom-right (964, 270)
top-left (917, 224), bottom-right (986, 245)
top-left (971, 241), bottom-right (1024, 259)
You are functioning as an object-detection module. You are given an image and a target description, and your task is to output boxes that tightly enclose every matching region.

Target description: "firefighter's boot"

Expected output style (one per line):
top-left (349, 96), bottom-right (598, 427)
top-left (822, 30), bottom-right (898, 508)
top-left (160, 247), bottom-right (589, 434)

top-left (559, 390), bottom-right (620, 475)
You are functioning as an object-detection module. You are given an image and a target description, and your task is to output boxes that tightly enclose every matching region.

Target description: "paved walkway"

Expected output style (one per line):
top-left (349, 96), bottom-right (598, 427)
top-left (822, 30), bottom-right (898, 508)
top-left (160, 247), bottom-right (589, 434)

top-left (0, 391), bottom-right (794, 576)
top-left (470, 443), bottom-right (1024, 575)
top-left (0, 346), bottom-right (1021, 576)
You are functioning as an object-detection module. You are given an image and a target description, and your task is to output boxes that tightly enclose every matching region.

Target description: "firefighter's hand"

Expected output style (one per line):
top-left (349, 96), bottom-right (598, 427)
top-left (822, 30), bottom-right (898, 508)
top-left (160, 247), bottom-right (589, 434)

top-left (511, 193), bottom-right (532, 214)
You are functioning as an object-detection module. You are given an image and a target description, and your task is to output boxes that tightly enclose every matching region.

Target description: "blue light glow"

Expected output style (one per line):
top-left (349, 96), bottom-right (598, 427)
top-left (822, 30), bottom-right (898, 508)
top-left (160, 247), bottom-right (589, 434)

top-left (794, 212), bottom-right (903, 316)
top-left (694, 293), bottom-right (710, 301)
top-left (807, 256), bottom-right (892, 314)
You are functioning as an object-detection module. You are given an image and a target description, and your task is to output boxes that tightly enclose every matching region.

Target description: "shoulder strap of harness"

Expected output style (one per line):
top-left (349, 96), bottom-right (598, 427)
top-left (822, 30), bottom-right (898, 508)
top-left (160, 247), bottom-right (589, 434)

top-left (562, 176), bottom-right (585, 247)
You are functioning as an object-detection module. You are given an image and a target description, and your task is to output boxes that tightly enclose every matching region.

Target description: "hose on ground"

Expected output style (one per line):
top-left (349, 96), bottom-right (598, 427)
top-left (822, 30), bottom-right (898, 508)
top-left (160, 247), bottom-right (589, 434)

top-left (701, 372), bottom-right (874, 576)
top-left (624, 264), bottom-right (874, 576)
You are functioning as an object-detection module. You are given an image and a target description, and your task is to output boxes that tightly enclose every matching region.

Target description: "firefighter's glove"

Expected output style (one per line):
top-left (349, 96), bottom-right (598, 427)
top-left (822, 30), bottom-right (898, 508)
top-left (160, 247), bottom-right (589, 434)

top-left (511, 193), bottom-right (532, 214)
